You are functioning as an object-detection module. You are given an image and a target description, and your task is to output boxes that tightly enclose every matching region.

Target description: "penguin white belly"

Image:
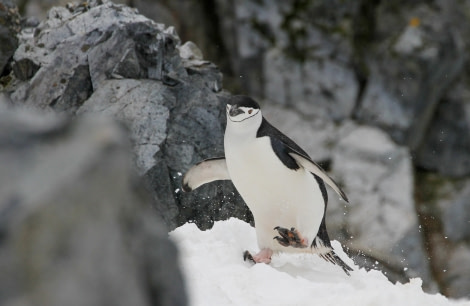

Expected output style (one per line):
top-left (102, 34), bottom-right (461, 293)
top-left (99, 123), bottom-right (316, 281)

top-left (224, 136), bottom-right (324, 252)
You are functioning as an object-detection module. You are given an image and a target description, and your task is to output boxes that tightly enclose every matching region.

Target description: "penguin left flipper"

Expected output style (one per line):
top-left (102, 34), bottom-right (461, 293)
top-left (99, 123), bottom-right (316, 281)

top-left (288, 152), bottom-right (349, 203)
top-left (182, 157), bottom-right (231, 192)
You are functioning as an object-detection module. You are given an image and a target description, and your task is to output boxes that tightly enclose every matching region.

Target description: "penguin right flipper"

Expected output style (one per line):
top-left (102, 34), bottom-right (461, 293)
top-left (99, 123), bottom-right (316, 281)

top-left (256, 118), bottom-right (348, 203)
top-left (311, 217), bottom-right (353, 276)
top-left (288, 152), bottom-right (349, 203)
top-left (182, 157), bottom-right (231, 192)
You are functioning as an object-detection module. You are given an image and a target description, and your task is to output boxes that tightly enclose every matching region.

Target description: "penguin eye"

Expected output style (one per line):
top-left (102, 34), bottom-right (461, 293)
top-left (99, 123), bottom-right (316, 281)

top-left (248, 109), bottom-right (253, 114)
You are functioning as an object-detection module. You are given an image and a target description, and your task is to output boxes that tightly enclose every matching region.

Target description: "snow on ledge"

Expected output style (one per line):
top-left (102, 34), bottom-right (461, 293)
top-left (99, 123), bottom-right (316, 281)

top-left (170, 218), bottom-right (467, 306)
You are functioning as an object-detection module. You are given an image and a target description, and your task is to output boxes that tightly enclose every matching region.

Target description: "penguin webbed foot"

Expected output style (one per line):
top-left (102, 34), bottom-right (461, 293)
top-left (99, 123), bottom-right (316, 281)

top-left (273, 226), bottom-right (308, 248)
top-left (243, 248), bottom-right (273, 264)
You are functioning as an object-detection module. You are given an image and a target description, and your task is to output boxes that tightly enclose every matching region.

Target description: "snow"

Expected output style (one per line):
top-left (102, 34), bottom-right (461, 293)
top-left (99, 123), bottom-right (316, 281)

top-left (170, 218), bottom-right (469, 306)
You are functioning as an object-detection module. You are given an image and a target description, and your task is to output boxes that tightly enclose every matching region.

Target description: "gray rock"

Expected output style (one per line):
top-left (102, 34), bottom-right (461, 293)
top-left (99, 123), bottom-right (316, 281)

top-left (356, 2), bottom-right (465, 149)
top-left (415, 83), bottom-right (470, 177)
top-left (11, 0), bottom-right (178, 113)
top-left (437, 178), bottom-right (470, 243)
top-left (9, 0), bottom-right (249, 231)
top-left (0, 0), bottom-right (20, 76)
top-left (0, 105), bottom-right (187, 306)
top-left (330, 123), bottom-right (414, 244)
top-left (78, 79), bottom-right (171, 175)
top-left (329, 123), bottom-right (432, 285)
top-left (212, 0), bottom-right (359, 96)
top-left (445, 243), bottom-right (470, 299)
top-left (264, 48), bottom-right (358, 121)
top-left (426, 176), bottom-right (470, 299)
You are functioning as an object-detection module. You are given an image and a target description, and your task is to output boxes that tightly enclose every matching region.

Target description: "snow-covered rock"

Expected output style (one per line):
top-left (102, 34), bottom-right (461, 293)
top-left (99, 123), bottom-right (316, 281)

top-left (170, 218), bottom-right (467, 306)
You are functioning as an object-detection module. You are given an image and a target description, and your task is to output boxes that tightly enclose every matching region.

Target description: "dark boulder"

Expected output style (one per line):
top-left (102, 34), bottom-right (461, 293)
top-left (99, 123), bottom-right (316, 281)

top-left (0, 104), bottom-right (187, 306)
top-left (0, 0), bottom-right (20, 77)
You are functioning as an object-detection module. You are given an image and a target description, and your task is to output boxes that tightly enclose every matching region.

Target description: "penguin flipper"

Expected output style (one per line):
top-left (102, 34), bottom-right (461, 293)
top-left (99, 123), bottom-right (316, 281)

top-left (288, 152), bottom-right (349, 203)
top-left (312, 217), bottom-right (353, 276)
top-left (182, 157), bottom-right (231, 192)
top-left (314, 243), bottom-right (353, 276)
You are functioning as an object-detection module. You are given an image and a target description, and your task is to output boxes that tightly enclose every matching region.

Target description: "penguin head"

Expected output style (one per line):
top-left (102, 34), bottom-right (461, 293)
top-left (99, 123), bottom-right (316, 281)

top-left (225, 96), bottom-right (262, 138)
top-left (226, 95), bottom-right (261, 123)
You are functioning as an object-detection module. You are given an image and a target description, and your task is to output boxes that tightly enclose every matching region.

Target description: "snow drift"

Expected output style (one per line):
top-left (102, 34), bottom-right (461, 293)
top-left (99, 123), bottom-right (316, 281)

top-left (170, 218), bottom-right (468, 306)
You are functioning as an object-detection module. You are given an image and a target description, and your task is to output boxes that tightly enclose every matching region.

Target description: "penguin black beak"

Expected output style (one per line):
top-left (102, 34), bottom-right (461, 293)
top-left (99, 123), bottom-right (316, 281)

top-left (228, 104), bottom-right (244, 117)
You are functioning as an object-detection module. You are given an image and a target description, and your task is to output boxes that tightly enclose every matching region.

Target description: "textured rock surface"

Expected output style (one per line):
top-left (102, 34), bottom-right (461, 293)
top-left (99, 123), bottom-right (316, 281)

top-left (0, 0), bottom-right (20, 76)
top-left (11, 1), bottom-right (173, 113)
top-left (330, 124), bottom-right (431, 282)
top-left (8, 0), bottom-right (250, 231)
top-left (416, 174), bottom-right (470, 299)
top-left (356, 1), bottom-right (465, 148)
top-left (0, 105), bottom-right (187, 306)
top-left (264, 48), bottom-right (358, 121)
top-left (440, 181), bottom-right (470, 298)
top-left (415, 82), bottom-right (470, 177)
top-left (78, 79), bottom-right (171, 175)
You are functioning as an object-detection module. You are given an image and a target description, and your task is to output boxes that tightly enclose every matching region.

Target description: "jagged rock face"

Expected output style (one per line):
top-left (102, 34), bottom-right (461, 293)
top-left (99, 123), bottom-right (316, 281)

top-left (0, 0), bottom-right (20, 76)
top-left (0, 106), bottom-right (187, 306)
top-left (11, 1), bottom-right (181, 113)
top-left (9, 0), bottom-right (251, 231)
top-left (415, 81), bottom-right (470, 177)
top-left (356, 2), bottom-right (465, 149)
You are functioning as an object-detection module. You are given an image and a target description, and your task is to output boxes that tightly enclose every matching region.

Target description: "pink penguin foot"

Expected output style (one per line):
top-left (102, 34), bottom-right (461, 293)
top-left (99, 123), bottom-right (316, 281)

top-left (273, 226), bottom-right (308, 248)
top-left (243, 248), bottom-right (273, 264)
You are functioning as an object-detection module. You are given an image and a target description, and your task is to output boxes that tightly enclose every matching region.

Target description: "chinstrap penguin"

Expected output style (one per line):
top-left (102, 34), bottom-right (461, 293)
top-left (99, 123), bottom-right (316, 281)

top-left (182, 95), bottom-right (353, 275)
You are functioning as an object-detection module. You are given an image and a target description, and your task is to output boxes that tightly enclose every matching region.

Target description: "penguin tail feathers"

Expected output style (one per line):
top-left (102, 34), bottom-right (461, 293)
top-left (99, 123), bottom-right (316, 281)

top-left (312, 237), bottom-right (353, 276)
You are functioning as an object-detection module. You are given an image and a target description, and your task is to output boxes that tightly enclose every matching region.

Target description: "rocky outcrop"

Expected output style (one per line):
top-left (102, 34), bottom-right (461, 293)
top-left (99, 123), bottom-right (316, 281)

top-left (0, 105), bottom-right (187, 306)
top-left (0, 0), bottom-right (20, 76)
top-left (416, 173), bottom-right (470, 298)
top-left (355, 1), bottom-right (466, 155)
top-left (415, 82), bottom-right (470, 177)
top-left (7, 0), bottom-right (251, 230)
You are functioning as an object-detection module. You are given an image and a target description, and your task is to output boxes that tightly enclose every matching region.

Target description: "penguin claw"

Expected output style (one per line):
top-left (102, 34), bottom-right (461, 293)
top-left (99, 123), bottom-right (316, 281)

top-left (273, 226), bottom-right (308, 248)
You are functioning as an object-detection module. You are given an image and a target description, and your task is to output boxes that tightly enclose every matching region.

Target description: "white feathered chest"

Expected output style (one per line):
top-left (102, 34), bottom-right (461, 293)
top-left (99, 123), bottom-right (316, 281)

top-left (224, 128), bottom-right (325, 251)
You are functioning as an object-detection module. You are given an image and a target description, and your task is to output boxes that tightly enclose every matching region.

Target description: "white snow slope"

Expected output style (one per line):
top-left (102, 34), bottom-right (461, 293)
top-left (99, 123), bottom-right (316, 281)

top-left (170, 218), bottom-right (469, 306)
